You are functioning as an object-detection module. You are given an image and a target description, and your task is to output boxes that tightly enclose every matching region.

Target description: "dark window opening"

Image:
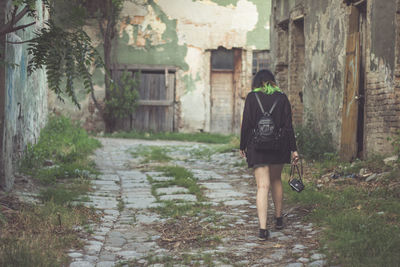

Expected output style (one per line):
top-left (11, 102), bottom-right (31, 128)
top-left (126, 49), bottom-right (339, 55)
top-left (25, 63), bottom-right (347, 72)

top-left (211, 47), bottom-right (234, 71)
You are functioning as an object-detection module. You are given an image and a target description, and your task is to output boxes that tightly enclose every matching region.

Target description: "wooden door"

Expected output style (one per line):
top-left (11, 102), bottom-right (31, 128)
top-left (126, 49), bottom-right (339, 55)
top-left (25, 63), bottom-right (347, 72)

top-left (210, 71), bottom-right (234, 133)
top-left (340, 32), bottom-right (361, 161)
top-left (113, 69), bottom-right (174, 132)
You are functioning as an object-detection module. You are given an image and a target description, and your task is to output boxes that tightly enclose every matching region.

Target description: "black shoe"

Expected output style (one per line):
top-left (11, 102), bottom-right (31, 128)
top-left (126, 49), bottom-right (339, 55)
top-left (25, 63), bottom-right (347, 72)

top-left (276, 217), bottom-right (284, 230)
top-left (258, 229), bottom-right (269, 241)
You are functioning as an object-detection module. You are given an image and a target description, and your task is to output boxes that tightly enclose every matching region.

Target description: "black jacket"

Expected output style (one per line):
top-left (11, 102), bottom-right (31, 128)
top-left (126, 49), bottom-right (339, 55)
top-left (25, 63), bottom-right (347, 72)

top-left (240, 91), bottom-right (297, 167)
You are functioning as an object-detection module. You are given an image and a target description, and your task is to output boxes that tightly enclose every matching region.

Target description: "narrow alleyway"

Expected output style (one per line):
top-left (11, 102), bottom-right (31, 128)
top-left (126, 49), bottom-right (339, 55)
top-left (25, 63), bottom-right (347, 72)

top-left (68, 138), bottom-right (326, 267)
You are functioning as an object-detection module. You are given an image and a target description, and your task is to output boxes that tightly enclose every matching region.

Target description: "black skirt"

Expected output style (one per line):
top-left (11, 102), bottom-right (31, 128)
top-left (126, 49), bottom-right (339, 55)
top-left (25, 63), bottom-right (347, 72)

top-left (246, 136), bottom-right (291, 168)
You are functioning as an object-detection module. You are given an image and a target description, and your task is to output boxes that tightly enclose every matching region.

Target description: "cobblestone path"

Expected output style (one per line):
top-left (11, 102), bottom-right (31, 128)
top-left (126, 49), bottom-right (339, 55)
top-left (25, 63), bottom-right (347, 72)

top-left (68, 138), bottom-right (326, 267)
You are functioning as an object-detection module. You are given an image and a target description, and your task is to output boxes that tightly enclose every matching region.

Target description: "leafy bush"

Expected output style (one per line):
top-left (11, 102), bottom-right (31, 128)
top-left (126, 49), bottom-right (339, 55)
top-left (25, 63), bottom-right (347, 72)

top-left (295, 117), bottom-right (336, 160)
top-left (20, 115), bottom-right (101, 182)
top-left (104, 70), bottom-right (140, 131)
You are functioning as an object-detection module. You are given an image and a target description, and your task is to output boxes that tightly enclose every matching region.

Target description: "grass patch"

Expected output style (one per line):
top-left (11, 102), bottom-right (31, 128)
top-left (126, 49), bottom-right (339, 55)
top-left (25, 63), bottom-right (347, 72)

top-left (0, 199), bottom-right (99, 267)
top-left (105, 131), bottom-right (234, 144)
top-left (130, 145), bottom-right (172, 163)
top-left (284, 171), bottom-right (400, 266)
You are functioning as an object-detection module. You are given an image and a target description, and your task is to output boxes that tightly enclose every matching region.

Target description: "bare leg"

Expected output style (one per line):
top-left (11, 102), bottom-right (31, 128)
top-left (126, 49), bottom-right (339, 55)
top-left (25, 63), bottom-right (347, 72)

top-left (254, 166), bottom-right (271, 229)
top-left (269, 164), bottom-right (284, 218)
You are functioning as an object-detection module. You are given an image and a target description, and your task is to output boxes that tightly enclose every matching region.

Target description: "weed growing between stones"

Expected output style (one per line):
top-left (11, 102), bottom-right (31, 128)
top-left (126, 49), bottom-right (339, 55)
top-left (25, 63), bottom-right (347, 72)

top-left (129, 145), bottom-right (172, 163)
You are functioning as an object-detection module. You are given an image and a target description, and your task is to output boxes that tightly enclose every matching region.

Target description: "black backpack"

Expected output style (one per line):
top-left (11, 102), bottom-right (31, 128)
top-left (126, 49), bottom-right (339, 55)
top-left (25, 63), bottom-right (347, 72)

top-left (253, 93), bottom-right (282, 150)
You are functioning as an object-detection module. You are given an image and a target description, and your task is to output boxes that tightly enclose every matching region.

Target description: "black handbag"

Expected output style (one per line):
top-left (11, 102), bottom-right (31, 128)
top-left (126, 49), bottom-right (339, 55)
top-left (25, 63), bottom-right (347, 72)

top-left (288, 159), bottom-right (305, 193)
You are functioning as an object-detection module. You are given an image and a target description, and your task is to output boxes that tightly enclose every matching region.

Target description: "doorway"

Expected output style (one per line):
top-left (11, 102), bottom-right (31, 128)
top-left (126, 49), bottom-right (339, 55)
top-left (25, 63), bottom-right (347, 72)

top-left (210, 47), bottom-right (235, 134)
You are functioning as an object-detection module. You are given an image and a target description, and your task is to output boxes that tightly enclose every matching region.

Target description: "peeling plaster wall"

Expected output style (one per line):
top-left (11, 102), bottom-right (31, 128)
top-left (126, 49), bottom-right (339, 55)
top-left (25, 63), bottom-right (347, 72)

top-left (118, 0), bottom-right (271, 132)
top-left (272, 0), bottom-right (347, 148)
top-left (0, 0), bottom-right (48, 190)
top-left (272, 0), bottom-right (400, 157)
top-left (49, 0), bottom-right (271, 133)
top-left (302, 0), bottom-right (347, 147)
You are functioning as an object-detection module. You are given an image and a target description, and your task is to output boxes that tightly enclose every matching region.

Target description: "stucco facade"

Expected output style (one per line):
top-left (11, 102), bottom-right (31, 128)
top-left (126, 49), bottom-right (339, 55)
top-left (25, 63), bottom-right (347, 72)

top-left (271, 0), bottom-right (400, 159)
top-left (0, 0), bottom-right (48, 190)
top-left (49, 0), bottom-right (272, 134)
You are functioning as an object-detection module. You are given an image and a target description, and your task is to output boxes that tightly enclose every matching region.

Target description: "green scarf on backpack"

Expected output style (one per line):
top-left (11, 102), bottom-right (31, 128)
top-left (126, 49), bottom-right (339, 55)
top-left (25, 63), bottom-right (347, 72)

top-left (253, 83), bottom-right (282, 95)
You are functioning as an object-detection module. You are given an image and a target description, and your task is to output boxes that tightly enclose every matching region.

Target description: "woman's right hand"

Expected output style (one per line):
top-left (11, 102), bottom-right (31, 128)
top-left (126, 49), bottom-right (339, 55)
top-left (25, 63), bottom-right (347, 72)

top-left (292, 151), bottom-right (299, 164)
top-left (239, 150), bottom-right (246, 158)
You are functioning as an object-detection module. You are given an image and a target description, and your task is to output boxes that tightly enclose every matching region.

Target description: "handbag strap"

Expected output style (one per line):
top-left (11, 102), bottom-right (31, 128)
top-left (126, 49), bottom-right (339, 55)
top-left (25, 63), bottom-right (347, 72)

top-left (254, 92), bottom-right (279, 115)
top-left (289, 158), bottom-right (303, 182)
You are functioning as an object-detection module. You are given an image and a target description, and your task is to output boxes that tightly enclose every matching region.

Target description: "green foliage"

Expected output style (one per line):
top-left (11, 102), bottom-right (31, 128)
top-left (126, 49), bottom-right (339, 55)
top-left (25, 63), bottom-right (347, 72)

top-left (107, 131), bottom-right (235, 144)
top-left (295, 116), bottom-right (336, 160)
top-left (20, 115), bottom-right (101, 183)
top-left (105, 70), bottom-right (140, 121)
top-left (27, 22), bottom-right (102, 108)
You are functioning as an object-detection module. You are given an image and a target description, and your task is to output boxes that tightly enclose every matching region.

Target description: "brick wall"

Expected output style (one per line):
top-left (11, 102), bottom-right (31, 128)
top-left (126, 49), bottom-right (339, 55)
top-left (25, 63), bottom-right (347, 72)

top-left (363, 2), bottom-right (400, 156)
top-left (288, 19), bottom-right (305, 125)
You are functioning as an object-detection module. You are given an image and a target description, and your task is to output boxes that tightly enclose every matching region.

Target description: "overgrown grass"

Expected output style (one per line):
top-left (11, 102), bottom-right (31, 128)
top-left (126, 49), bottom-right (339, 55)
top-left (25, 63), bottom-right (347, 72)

top-left (105, 131), bottom-right (235, 144)
top-left (284, 173), bottom-right (400, 266)
top-left (0, 201), bottom-right (98, 267)
top-left (20, 115), bottom-right (101, 182)
top-left (0, 115), bottom-right (102, 266)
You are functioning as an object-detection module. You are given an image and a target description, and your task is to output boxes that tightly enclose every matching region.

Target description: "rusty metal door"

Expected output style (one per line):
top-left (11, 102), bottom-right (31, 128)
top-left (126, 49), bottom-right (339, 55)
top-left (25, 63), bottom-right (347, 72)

top-left (113, 69), bottom-right (175, 132)
top-left (340, 32), bottom-right (361, 161)
top-left (210, 71), bottom-right (234, 133)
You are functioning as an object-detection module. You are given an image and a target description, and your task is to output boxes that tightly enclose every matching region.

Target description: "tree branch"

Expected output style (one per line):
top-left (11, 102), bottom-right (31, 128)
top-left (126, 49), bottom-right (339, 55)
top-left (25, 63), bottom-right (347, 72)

top-left (0, 6), bottom-right (32, 36)
top-left (91, 86), bottom-right (103, 113)
top-left (2, 22), bottom-right (36, 37)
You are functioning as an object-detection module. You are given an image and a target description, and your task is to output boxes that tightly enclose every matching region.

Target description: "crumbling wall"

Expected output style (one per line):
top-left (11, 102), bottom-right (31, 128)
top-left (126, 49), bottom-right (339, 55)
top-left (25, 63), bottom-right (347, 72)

top-left (363, 0), bottom-right (400, 156)
top-left (302, 0), bottom-right (347, 147)
top-left (0, 0), bottom-right (48, 190)
top-left (49, 0), bottom-right (271, 133)
top-left (272, 0), bottom-right (347, 148)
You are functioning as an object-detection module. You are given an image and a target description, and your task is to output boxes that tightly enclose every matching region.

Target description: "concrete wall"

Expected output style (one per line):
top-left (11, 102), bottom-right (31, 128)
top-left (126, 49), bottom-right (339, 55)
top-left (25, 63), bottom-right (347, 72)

top-left (271, 0), bottom-right (400, 157)
top-left (0, 0), bottom-right (48, 190)
top-left (49, 0), bottom-right (271, 133)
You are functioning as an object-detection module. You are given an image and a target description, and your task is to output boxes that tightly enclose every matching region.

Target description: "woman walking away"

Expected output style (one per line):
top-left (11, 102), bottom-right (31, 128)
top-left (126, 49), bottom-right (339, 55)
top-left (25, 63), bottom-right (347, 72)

top-left (240, 69), bottom-right (299, 241)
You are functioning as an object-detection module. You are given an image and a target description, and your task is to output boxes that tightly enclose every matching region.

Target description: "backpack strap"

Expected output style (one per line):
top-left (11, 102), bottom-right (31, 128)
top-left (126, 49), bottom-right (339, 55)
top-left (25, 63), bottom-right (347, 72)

top-left (254, 92), bottom-right (280, 115)
top-left (254, 93), bottom-right (265, 114)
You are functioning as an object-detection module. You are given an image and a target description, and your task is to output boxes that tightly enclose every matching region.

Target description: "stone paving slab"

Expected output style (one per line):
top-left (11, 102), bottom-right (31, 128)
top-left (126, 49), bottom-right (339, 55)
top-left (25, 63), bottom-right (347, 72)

top-left (156, 185), bottom-right (189, 195)
top-left (159, 193), bottom-right (197, 202)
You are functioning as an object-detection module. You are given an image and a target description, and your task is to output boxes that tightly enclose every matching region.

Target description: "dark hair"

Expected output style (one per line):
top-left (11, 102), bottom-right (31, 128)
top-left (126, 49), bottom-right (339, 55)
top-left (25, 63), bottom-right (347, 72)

top-left (252, 69), bottom-right (276, 89)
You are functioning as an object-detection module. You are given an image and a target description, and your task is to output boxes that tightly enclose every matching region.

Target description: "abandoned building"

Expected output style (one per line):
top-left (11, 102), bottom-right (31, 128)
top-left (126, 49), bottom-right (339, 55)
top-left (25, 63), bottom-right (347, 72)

top-left (49, 0), bottom-right (272, 135)
top-left (270, 0), bottom-right (400, 160)
top-left (0, 0), bottom-right (48, 190)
